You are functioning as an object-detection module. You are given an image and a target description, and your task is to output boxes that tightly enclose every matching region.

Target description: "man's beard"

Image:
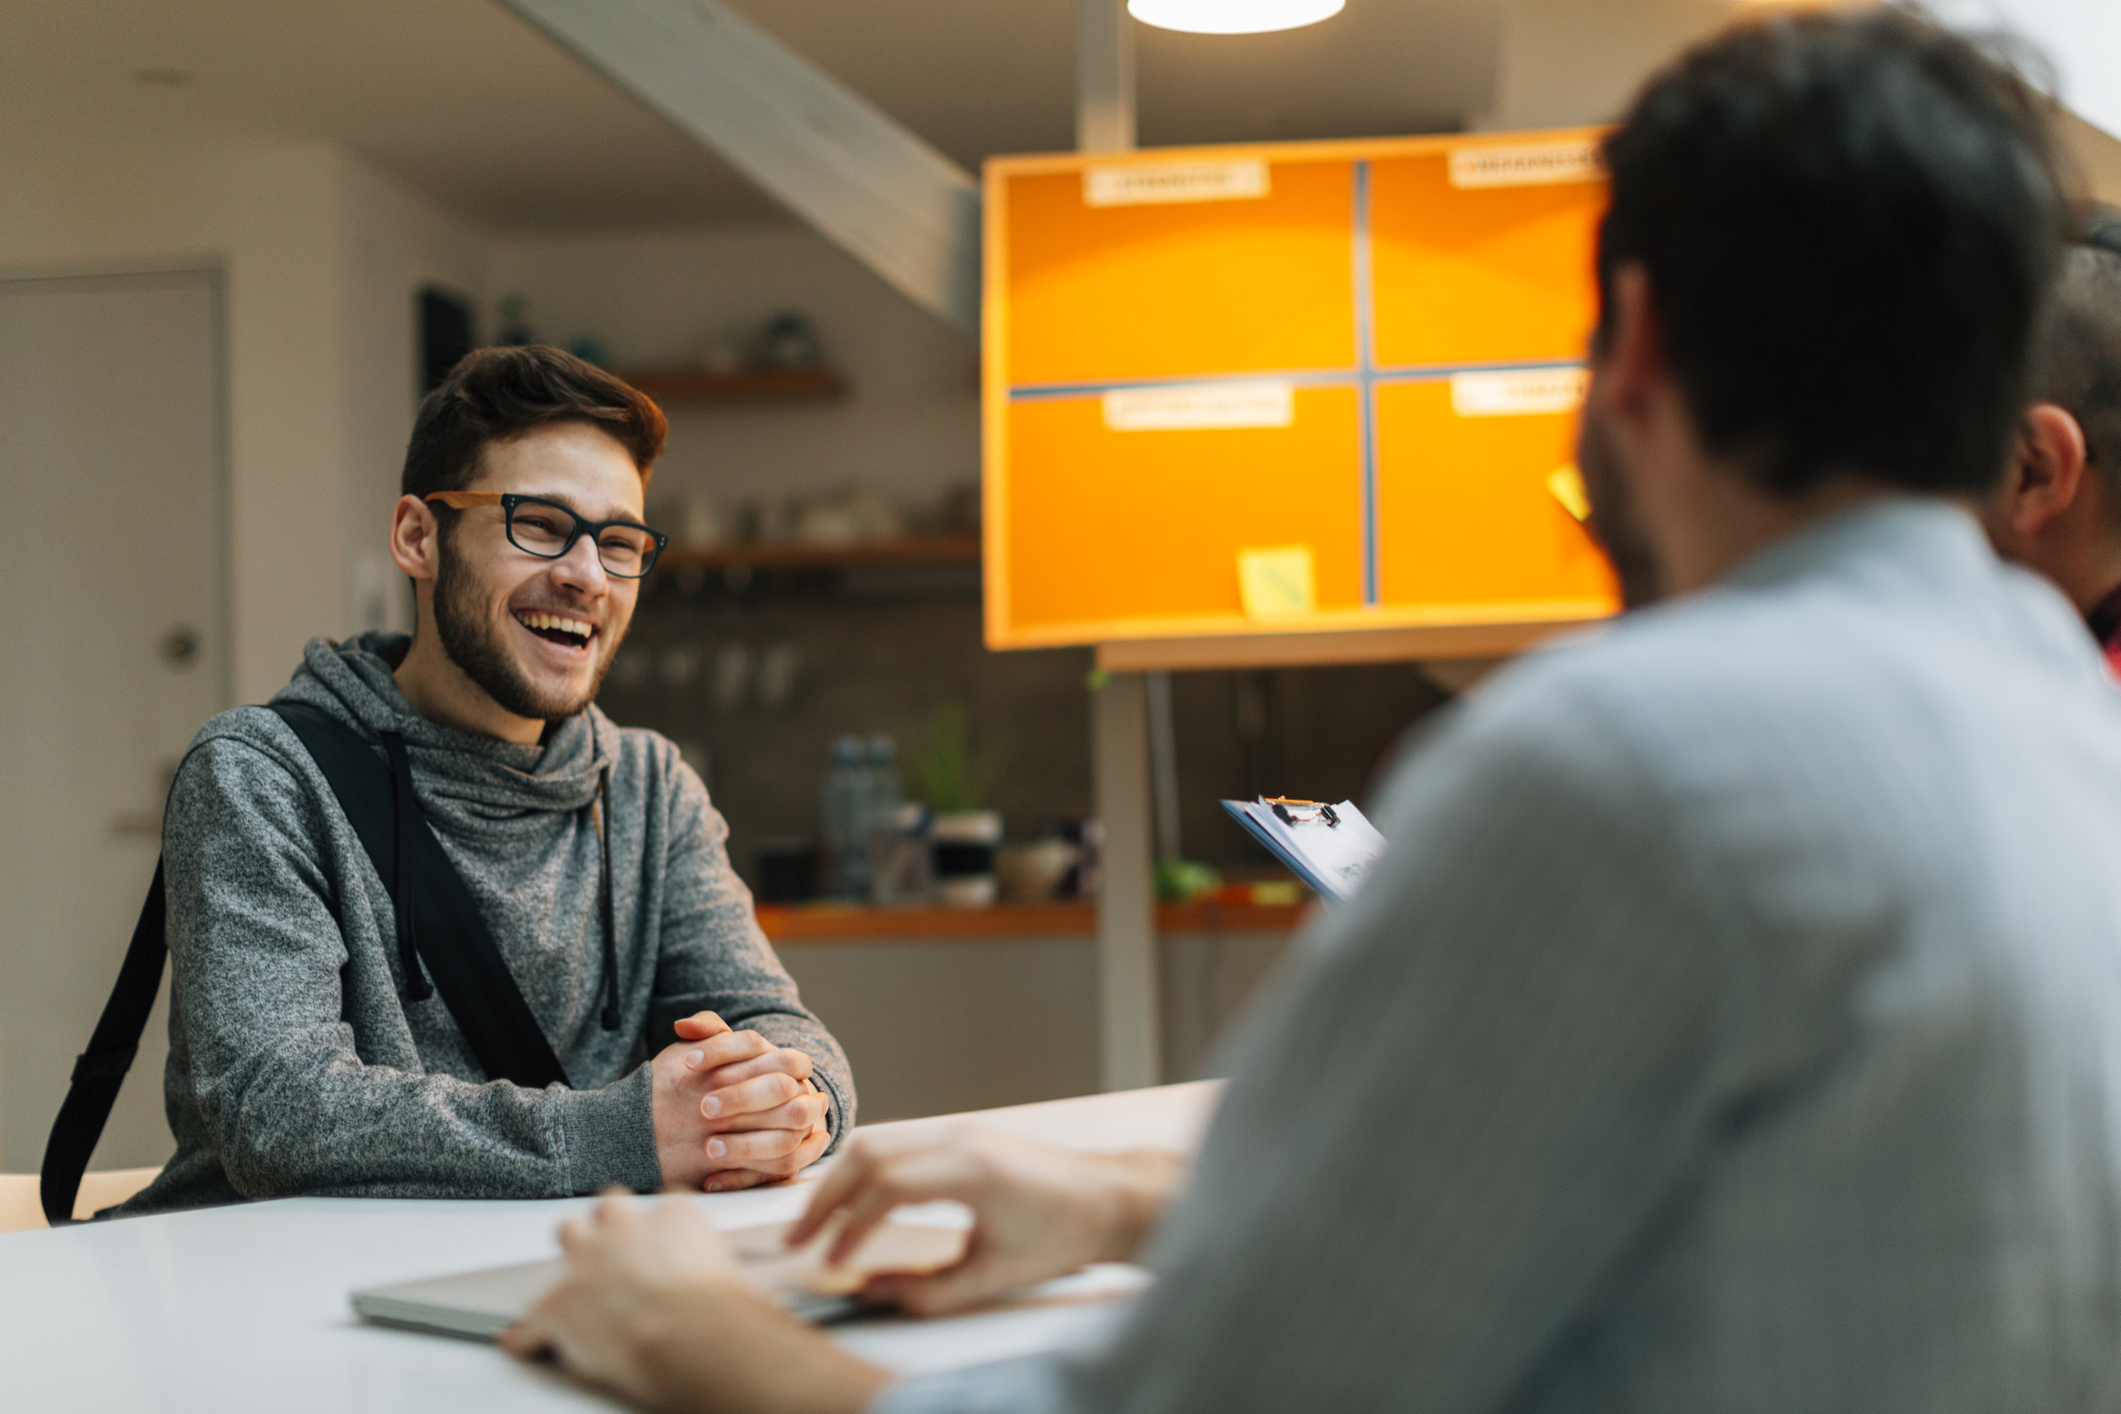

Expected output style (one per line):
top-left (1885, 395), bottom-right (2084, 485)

top-left (1576, 397), bottom-right (1663, 610)
top-left (432, 546), bottom-right (620, 722)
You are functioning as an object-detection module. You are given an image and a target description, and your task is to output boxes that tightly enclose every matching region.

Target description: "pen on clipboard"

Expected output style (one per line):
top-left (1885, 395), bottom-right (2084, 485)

top-left (1219, 795), bottom-right (1388, 905)
top-left (1265, 796), bottom-right (1339, 827)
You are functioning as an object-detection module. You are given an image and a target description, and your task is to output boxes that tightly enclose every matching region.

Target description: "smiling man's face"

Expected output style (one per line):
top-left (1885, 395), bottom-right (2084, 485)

top-left (430, 421), bottom-right (646, 724)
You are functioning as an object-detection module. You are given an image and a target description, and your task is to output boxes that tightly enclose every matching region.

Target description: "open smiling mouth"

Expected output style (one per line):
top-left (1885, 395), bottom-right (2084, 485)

top-left (515, 609), bottom-right (598, 652)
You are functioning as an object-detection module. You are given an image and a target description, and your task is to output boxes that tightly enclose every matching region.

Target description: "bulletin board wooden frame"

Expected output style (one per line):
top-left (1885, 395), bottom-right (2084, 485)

top-left (982, 129), bottom-right (1622, 668)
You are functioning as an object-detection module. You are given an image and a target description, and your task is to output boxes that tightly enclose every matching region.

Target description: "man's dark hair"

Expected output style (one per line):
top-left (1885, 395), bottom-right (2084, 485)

top-left (401, 344), bottom-right (667, 498)
top-left (2029, 205), bottom-right (2121, 501)
top-left (1598, 9), bottom-right (2070, 498)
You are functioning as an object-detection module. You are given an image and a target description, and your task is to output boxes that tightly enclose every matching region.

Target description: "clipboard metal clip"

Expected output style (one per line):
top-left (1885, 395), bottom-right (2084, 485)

top-left (1267, 797), bottom-right (1339, 828)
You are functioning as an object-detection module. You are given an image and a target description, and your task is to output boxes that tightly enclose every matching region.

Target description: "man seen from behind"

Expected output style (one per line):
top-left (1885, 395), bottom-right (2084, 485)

top-left (500, 12), bottom-right (2121, 1414)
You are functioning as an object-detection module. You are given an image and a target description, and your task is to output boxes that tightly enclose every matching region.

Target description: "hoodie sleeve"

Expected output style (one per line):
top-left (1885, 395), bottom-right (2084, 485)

top-left (158, 728), bottom-right (664, 1201)
top-left (644, 747), bottom-right (856, 1146)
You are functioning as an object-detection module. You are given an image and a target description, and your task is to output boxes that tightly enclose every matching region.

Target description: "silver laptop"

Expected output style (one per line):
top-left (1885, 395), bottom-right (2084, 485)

top-left (351, 1218), bottom-right (966, 1341)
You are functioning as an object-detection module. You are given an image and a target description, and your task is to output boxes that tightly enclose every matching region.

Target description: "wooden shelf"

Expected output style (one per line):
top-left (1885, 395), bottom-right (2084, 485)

top-left (758, 899), bottom-right (1310, 945)
top-left (656, 534), bottom-right (981, 575)
top-left (620, 366), bottom-right (847, 404)
top-left (1094, 615), bottom-right (1598, 671)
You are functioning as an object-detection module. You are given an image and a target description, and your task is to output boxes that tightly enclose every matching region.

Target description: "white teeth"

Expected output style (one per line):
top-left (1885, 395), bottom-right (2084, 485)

top-left (517, 611), bottom-right (594, 640)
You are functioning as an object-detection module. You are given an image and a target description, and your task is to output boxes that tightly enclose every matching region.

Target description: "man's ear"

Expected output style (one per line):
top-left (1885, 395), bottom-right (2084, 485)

top-left (389, 494), bottom-right (442, 583)
top-left (1600, 264), bottom-right (1665, 422)
top-left (2001, 403), bottom-right (2091, 536)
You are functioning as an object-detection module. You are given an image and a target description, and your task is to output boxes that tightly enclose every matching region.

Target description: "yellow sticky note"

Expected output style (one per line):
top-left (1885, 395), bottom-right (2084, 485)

top-left (1237, 545), bottom-right (1316, 619)
top-left (1547, 463), bottom-right (1591, 522)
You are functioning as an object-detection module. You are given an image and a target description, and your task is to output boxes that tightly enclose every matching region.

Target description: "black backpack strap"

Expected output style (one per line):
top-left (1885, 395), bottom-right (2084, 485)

top-left (40, 862), bottom-right (169, 1226)
top-left (39, 702), bottom-right (572, 1225)
top-left (266, 702), bottom-right (570, 1093)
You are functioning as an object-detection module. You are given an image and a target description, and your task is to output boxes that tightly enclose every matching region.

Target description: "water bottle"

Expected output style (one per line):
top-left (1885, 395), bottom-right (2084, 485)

top-left (819, 736), bottom-right (870, 898)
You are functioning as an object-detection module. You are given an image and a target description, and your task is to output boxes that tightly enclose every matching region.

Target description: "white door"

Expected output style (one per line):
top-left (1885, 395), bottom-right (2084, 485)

top-left (0, 269), bottom-right (230, 1173)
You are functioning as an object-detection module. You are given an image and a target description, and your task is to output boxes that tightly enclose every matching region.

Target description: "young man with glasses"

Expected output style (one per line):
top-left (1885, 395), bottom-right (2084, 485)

top-left (123, 345), bottom-right (853, 1214)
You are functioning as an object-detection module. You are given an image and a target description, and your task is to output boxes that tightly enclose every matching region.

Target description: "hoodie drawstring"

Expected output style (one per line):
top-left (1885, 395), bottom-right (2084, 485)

top-left (378, 731), bottom-right (433, 1002)
top-left (593, 766), bottom-right (620, 1030)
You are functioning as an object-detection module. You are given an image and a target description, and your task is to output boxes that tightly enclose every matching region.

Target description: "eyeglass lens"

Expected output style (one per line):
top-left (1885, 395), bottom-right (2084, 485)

top-left (506, 499), bottom-right (659, 576)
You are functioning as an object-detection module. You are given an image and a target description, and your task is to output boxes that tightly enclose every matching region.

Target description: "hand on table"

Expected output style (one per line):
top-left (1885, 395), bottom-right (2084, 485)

top-left (786, 1126), bottom-right (1187, 1316)
top-left (651, 1012), bottom-right (831, 1193)
top-left (500, 1194), bottom-right (886, 1414)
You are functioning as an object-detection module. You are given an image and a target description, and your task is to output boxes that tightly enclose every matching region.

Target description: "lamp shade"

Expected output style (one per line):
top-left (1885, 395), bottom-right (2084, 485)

top-left (1127, 0), bottom-right (1347, 36)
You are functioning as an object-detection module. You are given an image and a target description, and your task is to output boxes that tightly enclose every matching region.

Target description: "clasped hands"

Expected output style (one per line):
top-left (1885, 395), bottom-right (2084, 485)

top-left (652, 1011), bottom-right (831, 1193)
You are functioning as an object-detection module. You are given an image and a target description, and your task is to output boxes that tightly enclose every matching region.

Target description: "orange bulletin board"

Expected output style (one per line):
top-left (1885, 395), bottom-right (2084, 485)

top-left (982, 129), bottom-right (1621, 659)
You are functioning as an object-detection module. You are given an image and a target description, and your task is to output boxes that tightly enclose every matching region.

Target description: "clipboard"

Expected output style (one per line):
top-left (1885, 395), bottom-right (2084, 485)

top-left (1219, 796), bottom-right (1387, 904)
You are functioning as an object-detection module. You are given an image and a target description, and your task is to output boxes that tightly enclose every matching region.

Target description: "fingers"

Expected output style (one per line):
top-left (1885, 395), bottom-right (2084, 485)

top-left (702, 1124), bottom-right (812, 1172)
top-left (680, 1029), bottom-right (773, 1077)
top-left (699, 1044), bottom-right (814, 1093)
top-left (818, 1146), bottom-right (971, 1266)
top-left (707, 1094), bottom-right (827, 1140)
top-left (788, 1125), bottom-right (832, 1175)
top-left (558, 1194), bottom-right (628, 1254)
top-left (707, 1126), bottom-right (831, 1191)
top-left (671, 1011), bottom-right (731, 1042)
top-left (508, 1197), bottom-right (636, 1365)
top-left (825, 1178), bottom-right (908, 1268)
top-left (790, 1139), bottom-right (878, 1246)
top-left (789, 1129), bottom-right (971, 1251)
top-left (497, 1311), bottom-right (552, 1359)
top-left (701, 1072), bottom-right (817, 1122)
top-left (860, 1260), bottom-right (995, 1319)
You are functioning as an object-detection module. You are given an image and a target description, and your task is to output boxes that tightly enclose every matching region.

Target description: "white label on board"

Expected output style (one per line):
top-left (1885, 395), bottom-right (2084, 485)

top-left (1103, 381), bottom-right (1295, 430)
top-left (1448, 139), bottom-right (1603, 189)
top-left (1083, 160), bottom-right (1271, 207)
top-left (1450, 368), bottom-right (1588, 417)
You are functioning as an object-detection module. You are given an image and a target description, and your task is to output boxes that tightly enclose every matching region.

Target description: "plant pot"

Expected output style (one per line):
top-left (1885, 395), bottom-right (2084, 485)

top-left (929, 810), bottom-right (1002, 908)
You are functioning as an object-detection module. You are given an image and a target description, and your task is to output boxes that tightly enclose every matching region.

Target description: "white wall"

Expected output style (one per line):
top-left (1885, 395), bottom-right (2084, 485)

top-left (489, 224), bottom-right (979, 516)
top-left (0, 138), bottom-right (499, 1171)
top-left (781, 927), bottom-right (1292, 1122)
top-left (1483, 0), bottom-right (2121, 206)
top-left (0, 139), bottom-right (489, 699)
top-left (1481, 0), bottom-right (1732, 130)
top-left (0, 140), bottom-right (350, 704)
top-left (340, 158), bottom-right (492, 637)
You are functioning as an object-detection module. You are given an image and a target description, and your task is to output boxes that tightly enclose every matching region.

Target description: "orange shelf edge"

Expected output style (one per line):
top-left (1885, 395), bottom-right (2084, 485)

top-left (758, 900), bottom-right (1310, 944)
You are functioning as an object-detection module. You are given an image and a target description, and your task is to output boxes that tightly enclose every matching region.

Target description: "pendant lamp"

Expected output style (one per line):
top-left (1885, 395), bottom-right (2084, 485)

top-left (1127, 0), bottom-right (1347, 36)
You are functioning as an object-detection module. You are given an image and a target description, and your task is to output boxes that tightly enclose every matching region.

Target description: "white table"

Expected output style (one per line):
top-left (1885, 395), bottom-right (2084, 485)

top-left (0, 1082), bottom-right (1221, 1412)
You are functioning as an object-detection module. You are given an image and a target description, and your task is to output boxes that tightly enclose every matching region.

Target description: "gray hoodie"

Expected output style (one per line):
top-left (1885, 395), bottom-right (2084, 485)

top-left (124, 632), bottom-right (852, 1214)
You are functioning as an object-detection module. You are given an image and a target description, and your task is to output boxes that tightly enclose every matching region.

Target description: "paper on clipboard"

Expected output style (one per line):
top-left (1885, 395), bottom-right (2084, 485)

top-left (1219, 797), bottom-right (1387, 904)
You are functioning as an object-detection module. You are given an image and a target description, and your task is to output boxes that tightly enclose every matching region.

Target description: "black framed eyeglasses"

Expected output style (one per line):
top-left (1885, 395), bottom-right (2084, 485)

top-left (424, 492), bottom-right (668, 579)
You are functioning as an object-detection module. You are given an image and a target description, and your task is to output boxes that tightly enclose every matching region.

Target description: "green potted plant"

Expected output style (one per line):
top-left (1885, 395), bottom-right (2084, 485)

top-left (909, 704), bottom-right (1003, 907)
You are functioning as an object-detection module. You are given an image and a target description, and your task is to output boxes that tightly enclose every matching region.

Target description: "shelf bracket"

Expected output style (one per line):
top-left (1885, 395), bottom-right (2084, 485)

top-left (498, 0), bottom-right (981, 339)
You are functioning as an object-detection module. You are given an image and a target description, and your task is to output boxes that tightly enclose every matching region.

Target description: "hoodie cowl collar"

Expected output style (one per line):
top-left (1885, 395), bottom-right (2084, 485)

top-left (271, 632), bottom-right (614, 829)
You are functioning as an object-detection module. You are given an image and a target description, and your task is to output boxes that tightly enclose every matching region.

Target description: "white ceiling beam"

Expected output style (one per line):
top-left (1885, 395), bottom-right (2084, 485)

top-left (498, 0), bottom-right (980, 339)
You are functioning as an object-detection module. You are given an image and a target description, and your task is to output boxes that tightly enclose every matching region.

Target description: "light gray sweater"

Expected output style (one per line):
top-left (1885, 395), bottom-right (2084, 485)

top-left (880, 501), bottom-right (2121, 1413)
top-left (124, 632), bottom-right (852, 1214)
